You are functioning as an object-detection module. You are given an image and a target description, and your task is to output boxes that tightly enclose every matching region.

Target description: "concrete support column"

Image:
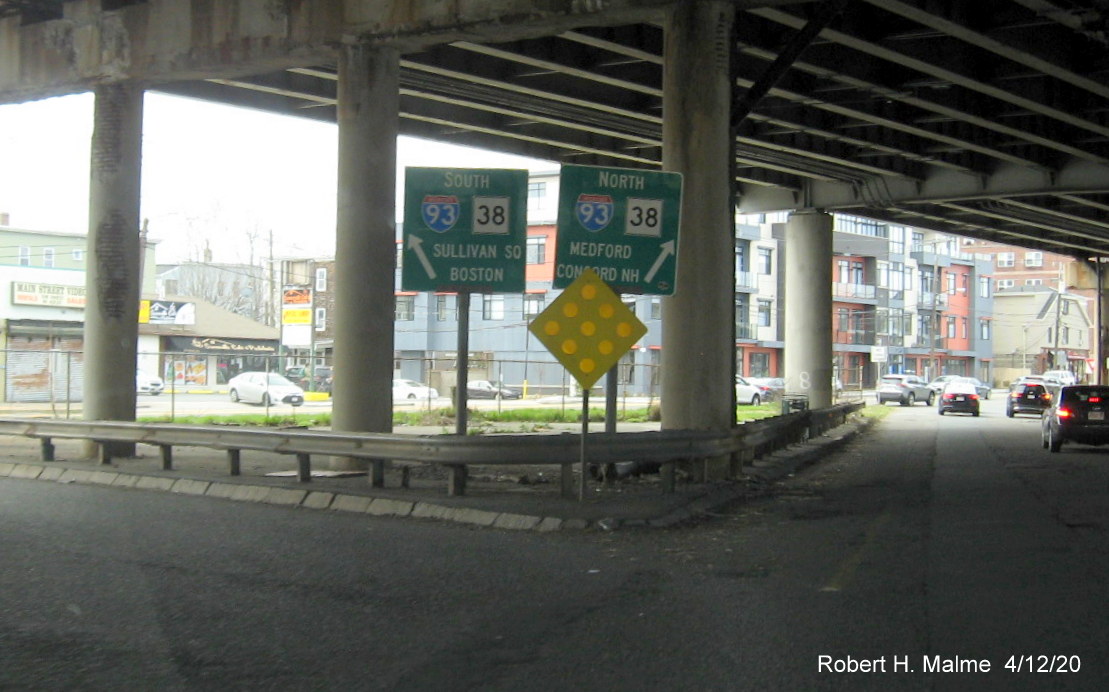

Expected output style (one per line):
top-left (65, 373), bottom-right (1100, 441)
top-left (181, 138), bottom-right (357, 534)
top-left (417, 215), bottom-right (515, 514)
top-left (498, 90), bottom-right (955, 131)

top-left (331, 42), bottom-right (399, 468)
top-left (660, 0), bottom-right (736, 480)
top-left (784, 210), bottom-right (834, 409)
top-left (84, 82), bottom-right (144, 458)
top-left (1099, 263), bottom-right (1108, 385)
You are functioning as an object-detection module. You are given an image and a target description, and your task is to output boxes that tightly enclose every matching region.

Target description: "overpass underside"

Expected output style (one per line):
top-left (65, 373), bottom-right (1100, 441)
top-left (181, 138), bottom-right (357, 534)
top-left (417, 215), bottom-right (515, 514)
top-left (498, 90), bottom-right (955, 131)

top-left (3, 0), bottom-right (1109, 476)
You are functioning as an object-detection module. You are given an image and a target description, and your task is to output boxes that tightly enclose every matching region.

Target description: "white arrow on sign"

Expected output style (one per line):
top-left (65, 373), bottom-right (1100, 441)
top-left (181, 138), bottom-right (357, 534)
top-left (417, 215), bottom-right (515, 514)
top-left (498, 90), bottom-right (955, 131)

top-left (407, 234), bottom-right (436, 280)
top-left (644, 240), bottom-right (676, 283)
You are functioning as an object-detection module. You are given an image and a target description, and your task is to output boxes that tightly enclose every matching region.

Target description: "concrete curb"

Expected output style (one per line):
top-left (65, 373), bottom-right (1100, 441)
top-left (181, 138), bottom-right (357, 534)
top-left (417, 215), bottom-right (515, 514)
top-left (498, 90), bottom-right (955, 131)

top-left (0, 417), bottom-right (872, 532)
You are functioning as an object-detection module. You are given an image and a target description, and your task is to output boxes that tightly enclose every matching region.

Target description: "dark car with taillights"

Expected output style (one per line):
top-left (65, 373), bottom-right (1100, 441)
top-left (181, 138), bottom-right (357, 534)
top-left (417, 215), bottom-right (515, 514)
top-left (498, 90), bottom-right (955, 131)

top-left (1006, 382), bottom-right (1052, 417)
top-left (937, 380), bottom-right (980, 416)
top-left (1042, 386), bottom-right (1109, 452)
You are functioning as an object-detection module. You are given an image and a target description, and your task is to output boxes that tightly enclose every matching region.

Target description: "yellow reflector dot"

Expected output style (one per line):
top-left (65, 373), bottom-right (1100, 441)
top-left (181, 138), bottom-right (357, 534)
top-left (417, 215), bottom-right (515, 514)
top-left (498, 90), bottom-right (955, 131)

top-left (616, 322), bottom-right (633, 338)
top-left (581, 284), bottom-right (597, 300)
top-left (599, 303), bottom-right (615, 319)
top-left (563, 302), bottom-right (579, 318)
top-left (580, 321), bottom-right (596, 336)
top-left (580, 358), bottom-right (596, 373)
top-left (598, 340), bottom-right (614, 355)
top-left (544, 321), bottom-right (560, 336)
top-left (562, 339), bottom-right (578, 355)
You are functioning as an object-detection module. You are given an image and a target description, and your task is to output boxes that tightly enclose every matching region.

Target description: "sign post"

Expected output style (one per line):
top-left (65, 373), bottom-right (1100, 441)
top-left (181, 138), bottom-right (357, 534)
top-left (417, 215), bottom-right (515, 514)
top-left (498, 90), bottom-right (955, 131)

top-left (402, 168), bottom-right (527, 458)
top-left (529, 269), bottom-right (648, 500)
top-left (553, 164), bottom-right (682, 482)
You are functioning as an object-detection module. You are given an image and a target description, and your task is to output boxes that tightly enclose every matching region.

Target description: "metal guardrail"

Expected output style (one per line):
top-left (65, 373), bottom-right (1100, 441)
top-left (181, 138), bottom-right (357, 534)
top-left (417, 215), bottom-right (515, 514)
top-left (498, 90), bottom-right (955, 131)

top-left (0, 401), bottom-right (863, 497)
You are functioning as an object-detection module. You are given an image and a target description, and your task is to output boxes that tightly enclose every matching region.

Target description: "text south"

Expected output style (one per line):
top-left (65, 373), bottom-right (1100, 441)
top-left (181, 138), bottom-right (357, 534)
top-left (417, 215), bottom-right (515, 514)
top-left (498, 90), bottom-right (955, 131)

top-left (432, 245), bottom-right (497, 259)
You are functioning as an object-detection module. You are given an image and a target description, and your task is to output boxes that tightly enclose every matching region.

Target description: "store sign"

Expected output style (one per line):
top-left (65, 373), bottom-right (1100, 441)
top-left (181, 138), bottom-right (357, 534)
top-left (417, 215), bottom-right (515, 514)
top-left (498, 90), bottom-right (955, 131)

top-left (11, 282), bottom-right (86, 308)
top-left (281, 286), bottom-right (313, 347)
top-left (139, 300), bottom-right (196, 325)
top-left (165, 336), bottom-right (277, 355)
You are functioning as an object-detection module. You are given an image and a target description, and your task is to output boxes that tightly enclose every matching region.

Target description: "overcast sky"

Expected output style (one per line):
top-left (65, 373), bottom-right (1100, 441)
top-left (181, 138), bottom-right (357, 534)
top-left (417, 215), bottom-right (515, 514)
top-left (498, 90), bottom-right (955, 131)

top-left (0, 91), bottom-right (553, 265)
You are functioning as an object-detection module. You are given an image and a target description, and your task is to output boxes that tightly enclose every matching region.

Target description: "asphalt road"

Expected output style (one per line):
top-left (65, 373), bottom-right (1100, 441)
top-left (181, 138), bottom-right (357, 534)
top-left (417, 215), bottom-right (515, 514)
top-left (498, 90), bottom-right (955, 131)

top-left (3, 393), bottom-right (1107, 690)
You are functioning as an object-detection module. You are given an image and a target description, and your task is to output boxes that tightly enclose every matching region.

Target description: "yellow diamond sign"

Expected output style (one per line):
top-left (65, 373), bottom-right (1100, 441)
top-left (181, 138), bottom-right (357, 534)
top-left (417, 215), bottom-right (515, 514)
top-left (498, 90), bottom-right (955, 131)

top-left (529, 268), bottom-right (648, 390)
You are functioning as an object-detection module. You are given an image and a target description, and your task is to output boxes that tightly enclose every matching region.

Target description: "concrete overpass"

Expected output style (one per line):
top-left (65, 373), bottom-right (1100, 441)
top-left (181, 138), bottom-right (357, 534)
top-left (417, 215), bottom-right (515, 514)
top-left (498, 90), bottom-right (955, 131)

top-left (3, 0), bottom-right (1109, 477)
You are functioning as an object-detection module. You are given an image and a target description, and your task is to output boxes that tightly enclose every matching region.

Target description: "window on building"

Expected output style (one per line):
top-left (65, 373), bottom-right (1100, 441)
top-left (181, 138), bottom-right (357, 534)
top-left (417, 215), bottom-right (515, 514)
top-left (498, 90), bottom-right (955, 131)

top-left (920, 269), bottom-right (934, 294)
top-left (524, 294), bottom-right (544, 318)
top-left (947, 316), bottom-right (957, 338)
top-left (837, 259), bottom-right (849, 283)
top-left (918, 314), bottom-right (931, 338)
top-left (997, 252), bottom-right (1015, 268)
top-left (526, 236), bottom-right (546, 264)
top-left (877, 262), bottom-right (889, 288)
top-left (622, 296), bottom-right (637, 315)
top-left (749, 352), bottom-right (771, 378)
top-left (72, 248), bottom-right (84, 261)
top-left (436, 295), bottom-right (453, 321)
top-left (979, 276), bottom-right (991, 298)
top-left (997, 279), bottom-right (1015, 290)
top-left (946, 272), bottom-right (956, 294)
top-left (757, 299), bottom-right (772, 327)
top-left (838, 307), bottom-right (850, 333)
top-left (315, 267), bottom-right (327, 292)
top-left (961, 317), bottom-right (968, 339)
top-left (527, 181), bottom-right (546, 211)
top-left (980, 320), bottom-right (991, 340)
top-left (757, 247), bottom-right (773, 274)
top-left (1062, 299), bottom-right (1070, 315)
top-left (395, 295), bottom-right (415, 321)
top-left (888, 262), bottom-right (904, 291)
top-left (43, 247), bottom-right (55, 268)
top-left (1025, 251), bottom-right (1043, 267)
top-left (1025, 278), bottom-right (1042, 286)
top-left (315, 307), bottom-right (326, 331)
top-left (650, 298), bottom-right (661, 320)
top-left (1063, 326), bottom-right (1070, 344)
top-left (483, 294), bottom-right (504, 320)
top-left (889, 226), bottom-right (906, 255)
top-left (18, 246), bottom-right (30, 266)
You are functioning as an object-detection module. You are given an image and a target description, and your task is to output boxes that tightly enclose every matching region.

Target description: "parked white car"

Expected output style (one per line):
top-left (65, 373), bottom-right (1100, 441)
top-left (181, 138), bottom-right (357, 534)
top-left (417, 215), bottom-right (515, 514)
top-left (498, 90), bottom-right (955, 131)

top-left (228, 372), bottom-right (305, 407)
top-left (1042, 370), bottom-right (1078, 386)
top-left (136, 371), bottom-right (164, 396)
top-left (393, 379), bottom-right (439, 401)
top-left (735, 376), bottom-right (764, 405)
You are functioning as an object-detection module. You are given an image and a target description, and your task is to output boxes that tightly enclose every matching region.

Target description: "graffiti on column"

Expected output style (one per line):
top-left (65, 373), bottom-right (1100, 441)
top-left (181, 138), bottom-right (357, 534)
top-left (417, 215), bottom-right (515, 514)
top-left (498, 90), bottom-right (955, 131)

top-left (96, 210), bottom-right (130, 320)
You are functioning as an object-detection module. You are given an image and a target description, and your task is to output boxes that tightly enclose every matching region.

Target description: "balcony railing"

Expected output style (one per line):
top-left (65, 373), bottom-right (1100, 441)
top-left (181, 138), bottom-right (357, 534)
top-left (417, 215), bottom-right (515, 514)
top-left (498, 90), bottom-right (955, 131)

top-left (917, 291), bottom-right (948, 310)
top-left (832, 283), bottom-right (877, 300)
top-left (736, 271), bottom-right (758, 291)
top-left (736, 323), bottom-right (761, 340)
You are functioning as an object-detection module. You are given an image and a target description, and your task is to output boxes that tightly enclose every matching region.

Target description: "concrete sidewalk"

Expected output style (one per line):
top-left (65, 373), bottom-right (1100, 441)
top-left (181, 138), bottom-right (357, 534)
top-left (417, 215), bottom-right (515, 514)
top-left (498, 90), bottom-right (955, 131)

top-left (0, 415), bottom-right (872, 531)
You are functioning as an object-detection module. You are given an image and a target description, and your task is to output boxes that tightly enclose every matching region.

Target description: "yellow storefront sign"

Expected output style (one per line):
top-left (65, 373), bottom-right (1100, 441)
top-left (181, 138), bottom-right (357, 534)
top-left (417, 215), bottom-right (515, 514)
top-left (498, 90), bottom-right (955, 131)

top-left (282, 308), bottom-right (312, 325)
top-left (528, 268), bottom-right (647, 389)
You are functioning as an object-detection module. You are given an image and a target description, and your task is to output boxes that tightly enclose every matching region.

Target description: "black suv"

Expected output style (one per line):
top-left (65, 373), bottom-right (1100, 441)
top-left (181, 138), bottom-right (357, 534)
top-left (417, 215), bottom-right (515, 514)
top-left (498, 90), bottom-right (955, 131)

top-left (1006, 382), bottom-right (1051, 417)
top-left (1042, 386), bottom-right (1109, 452)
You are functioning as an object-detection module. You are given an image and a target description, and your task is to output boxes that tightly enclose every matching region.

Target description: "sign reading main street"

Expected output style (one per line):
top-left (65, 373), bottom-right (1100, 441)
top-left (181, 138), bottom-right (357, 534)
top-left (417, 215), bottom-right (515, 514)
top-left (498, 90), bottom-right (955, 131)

top-left (554, 164), bottom-right (683, 295)
top-left (401, 167), bottom-right (528, 292)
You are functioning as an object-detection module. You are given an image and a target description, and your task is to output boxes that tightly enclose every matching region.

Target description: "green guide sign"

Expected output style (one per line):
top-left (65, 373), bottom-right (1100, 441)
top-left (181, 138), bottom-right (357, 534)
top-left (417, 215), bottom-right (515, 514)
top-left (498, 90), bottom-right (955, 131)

top-left (401, 167), bottom-right (528, 292)
top-left (554, 164), bottom-right (683, 295)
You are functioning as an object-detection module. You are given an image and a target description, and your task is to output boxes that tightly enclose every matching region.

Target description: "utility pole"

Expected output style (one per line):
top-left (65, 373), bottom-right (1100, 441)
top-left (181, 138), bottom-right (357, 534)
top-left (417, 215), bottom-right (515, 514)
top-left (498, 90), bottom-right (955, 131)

top-left (268, 230), bottom-right (275, 327)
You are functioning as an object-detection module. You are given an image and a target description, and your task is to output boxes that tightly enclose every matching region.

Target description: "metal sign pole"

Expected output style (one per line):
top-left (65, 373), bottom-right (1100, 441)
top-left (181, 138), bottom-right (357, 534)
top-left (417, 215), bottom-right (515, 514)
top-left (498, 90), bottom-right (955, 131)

top-left (580, 387), bottom-right (589, 502)
top-left (456, 292), bottom-right (471, 436)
